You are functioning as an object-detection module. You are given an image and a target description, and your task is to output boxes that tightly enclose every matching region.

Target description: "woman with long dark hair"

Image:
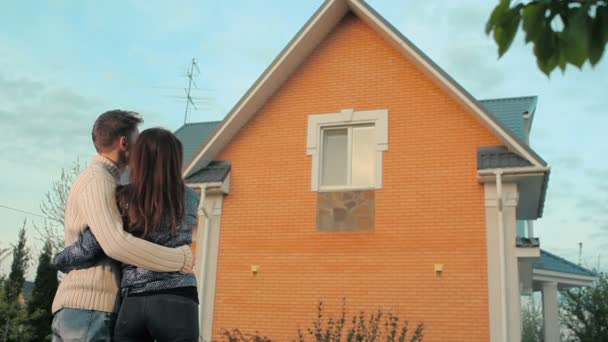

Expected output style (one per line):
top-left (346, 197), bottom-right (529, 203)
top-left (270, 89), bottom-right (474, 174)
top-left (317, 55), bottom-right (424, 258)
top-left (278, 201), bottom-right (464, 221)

top-left (54, 127), bottom-right (200, 341)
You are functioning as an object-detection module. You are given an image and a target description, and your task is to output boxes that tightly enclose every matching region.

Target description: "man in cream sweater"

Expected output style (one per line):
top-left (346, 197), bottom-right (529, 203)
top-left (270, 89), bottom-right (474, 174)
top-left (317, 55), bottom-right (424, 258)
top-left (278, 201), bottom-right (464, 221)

top-left (51, 110), bottom-right (194, 341)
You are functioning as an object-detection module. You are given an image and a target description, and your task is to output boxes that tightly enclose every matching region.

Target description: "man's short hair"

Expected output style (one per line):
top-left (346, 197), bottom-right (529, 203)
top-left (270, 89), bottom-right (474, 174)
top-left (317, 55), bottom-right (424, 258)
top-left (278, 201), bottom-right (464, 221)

top-left (92, 110), bottom-right (143, 152)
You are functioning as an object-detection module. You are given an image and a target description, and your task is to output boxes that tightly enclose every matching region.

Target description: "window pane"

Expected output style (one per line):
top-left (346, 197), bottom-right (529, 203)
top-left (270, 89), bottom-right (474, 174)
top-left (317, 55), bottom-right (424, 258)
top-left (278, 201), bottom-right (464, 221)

top-left (351, 126), bottom-right (374, 187)
top-left (321, 129), bottom-right (348, 186)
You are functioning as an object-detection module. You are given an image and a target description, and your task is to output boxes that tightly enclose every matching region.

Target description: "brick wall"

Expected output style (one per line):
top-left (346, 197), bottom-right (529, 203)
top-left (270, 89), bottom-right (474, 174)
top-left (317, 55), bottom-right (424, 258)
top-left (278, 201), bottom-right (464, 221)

top-left (212, 13), bottom-right (500, 341)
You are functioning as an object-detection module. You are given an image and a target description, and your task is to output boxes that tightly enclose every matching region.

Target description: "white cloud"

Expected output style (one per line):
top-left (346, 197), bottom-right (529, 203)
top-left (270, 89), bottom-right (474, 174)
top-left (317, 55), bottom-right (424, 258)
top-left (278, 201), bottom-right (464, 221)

top-left (0, 74), bottom-right (102, 164)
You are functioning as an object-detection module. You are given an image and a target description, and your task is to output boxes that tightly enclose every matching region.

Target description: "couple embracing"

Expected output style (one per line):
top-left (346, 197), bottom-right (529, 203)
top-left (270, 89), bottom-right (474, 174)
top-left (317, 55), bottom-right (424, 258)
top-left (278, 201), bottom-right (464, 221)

top-left (51, 110), bottom-right (200, 342)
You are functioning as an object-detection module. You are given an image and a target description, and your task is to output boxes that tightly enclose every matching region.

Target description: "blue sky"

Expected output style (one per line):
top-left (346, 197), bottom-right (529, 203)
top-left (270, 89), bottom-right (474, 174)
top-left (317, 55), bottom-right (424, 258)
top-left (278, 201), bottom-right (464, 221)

top-left (1, 0), bottom-right (607, 277)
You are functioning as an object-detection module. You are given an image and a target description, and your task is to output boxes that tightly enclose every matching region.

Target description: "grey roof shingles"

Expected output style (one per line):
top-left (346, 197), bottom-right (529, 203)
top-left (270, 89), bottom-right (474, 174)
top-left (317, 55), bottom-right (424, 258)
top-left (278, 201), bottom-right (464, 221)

top-left (175, 121), bottom-right (230, 184)
top-left (477, 146), bottom-right (534, 169)
top-left (185, 160), bottom-right (231, 183)
top-left (479, 96), bottom-right (537, 142)
top-left (174, 121), bottom-right (222, 165)
top-left (534, 249), bottom-right (596, 277)
top-left (476, 96), bottom-right (542, 169)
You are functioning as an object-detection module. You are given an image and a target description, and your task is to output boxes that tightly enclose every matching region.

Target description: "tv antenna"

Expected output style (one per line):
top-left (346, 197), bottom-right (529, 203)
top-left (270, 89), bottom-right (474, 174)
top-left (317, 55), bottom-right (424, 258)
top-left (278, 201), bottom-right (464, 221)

top-left (159, 58), bottom-right (215, 124)
top-left (183, 58), bottom-right (200, 124)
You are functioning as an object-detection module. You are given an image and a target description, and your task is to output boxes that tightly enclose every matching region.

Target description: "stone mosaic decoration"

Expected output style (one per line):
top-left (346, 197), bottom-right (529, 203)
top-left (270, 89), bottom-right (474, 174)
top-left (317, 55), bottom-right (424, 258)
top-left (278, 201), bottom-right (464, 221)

top-left (317, 190), bottom-right (375, 232)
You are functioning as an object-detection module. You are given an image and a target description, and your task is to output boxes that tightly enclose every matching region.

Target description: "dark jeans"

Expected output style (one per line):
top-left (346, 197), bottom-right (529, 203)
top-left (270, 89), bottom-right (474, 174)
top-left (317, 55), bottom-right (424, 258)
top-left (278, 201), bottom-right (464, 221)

top-left (114, 294), bottom-right (199, 342)
top-left (52, 308), bottom-right (116, 342)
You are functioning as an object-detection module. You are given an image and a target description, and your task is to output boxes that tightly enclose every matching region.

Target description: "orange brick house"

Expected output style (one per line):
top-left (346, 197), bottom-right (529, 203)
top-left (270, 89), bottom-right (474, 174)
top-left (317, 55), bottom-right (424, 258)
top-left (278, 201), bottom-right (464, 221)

top-left (176, 1), bottom-right (597, 341)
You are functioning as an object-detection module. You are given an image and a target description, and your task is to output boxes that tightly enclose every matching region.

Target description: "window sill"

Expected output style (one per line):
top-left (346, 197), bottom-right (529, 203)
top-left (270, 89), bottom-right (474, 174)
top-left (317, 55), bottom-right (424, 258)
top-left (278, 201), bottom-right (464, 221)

top-left (317, 185), bottom-right (377, 192)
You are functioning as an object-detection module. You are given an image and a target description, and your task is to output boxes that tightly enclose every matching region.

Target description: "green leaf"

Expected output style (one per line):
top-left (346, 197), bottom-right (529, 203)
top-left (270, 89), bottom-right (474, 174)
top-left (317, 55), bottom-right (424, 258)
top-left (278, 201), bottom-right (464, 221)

top-left (557, 44), bottom-right (568, 72)
top-left (494, 6), bottom-right (522, 57)
top-left (486, 0), bottom-right (511, 34)
top-left (589, 33), bottom-right (605, 65)
top-left (589, 5), bottom-right (608, 65)
top-left (562, 8), bottom-right (592, 68)
top-left (597, 5), bottom-right (608, 40)
top-left (537, 41), bottom-right (559, 76)
top-left (533, 27), bottom-right (558, 75)
top-left (522, 3), bottom-right (546, 43)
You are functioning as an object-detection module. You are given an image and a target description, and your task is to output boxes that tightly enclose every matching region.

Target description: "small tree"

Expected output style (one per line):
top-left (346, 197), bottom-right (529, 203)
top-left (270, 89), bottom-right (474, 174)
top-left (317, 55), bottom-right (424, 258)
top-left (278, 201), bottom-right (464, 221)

top-left (222, 329), bottom-right (273, 342)
top-left (296, 301), bottom-right (425, 342)
top-left (3, 222), bottom-right (30, 303)
top-left (0, 283), bottom-right (9, 340)
top-left (561, 272), bottom-right (608, 342)
top-left (221, 300), bottom-right (425, 342)
top-left (26, 240), bottom-right (58, 342)
top-left (1, 303), bottom-right (33, 342)
top-left (1, 223), bottom-right (33, 342)
top-left (0, 244), bottom-right (10, 264)
top-left (521, 297), bottom-right (543, 342)
top-left (36, 159), bottom-right (83, 251)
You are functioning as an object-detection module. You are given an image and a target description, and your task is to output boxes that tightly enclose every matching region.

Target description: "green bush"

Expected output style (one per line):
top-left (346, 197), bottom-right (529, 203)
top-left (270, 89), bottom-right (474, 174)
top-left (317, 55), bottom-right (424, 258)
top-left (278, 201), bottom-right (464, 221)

top-left (220, 300), bottom-right (424, 342)
top-left (221, 329), bottom-right (272, 342)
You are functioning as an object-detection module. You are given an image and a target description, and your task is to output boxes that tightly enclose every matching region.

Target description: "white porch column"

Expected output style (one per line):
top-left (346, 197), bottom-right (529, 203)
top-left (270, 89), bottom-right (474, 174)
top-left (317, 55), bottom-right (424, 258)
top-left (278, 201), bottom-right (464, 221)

top-left (191, 178), bottom-right (230, 342)
top-left (484, 182), bottom-right (521, 342)
top-left (484, 183), bottom-right (506, 342)
top-left (526, 220), bottom-right (535, 238)
top-left (502, 187), bottom-right (521, 342)
top-left (198, 192), bottom-right (224, 342)
top-left (542, 282), bottom-right (560, 342)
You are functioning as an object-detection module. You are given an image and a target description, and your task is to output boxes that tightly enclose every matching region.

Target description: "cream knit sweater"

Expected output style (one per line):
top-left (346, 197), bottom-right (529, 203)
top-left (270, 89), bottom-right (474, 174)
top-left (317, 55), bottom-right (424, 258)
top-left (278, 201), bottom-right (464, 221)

top-left (52, 155), bottom-right (193, 314)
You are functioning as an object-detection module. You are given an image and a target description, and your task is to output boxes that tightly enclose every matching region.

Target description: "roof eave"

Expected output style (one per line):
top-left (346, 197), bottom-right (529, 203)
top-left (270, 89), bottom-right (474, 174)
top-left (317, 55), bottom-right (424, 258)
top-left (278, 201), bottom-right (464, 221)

top-left (533, 269), bottom-right (597, 288)
top-left (477, 166), bottom-right (550, 219)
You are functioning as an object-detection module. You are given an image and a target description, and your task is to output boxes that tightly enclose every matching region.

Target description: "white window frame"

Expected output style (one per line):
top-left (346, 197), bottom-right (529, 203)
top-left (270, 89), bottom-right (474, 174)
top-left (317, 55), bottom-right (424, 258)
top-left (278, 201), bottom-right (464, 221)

top-left (320, 125), bottom-right (374, 190)
top-left (307, 108), bottom-right (388, 192)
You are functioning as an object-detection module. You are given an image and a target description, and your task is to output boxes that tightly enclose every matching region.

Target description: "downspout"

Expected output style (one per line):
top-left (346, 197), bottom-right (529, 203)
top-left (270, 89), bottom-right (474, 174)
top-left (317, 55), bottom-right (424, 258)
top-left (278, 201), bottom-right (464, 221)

top-left (495, 170), bottom-right (509, 342)
top-left (195, 185), bottom-right (211, 335)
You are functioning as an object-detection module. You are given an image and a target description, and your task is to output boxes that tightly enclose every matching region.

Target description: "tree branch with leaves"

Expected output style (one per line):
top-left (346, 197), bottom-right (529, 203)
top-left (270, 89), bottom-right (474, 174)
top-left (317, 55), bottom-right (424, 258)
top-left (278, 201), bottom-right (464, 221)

top-left (561, 272), bottom-right (608, 342)
top-left (486, 0), bottom-right (608, 75)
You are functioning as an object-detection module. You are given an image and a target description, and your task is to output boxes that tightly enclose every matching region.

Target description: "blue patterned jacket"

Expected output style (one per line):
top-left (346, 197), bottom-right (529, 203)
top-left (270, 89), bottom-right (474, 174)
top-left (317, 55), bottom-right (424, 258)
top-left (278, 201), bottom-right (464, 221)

top-left (54, 186), bottom-right (199, 296)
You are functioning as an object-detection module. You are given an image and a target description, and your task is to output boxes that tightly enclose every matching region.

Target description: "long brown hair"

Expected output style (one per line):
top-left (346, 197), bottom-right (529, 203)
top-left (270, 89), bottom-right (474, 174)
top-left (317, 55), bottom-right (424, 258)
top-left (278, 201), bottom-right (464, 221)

top-left (119, 128), bottom-right (185, 237)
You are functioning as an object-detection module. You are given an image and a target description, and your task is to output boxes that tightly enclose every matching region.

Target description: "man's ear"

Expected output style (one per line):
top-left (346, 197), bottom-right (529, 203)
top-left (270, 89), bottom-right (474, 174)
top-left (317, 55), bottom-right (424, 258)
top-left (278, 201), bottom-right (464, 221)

top-left (118, 136), bottom-right (128, 151)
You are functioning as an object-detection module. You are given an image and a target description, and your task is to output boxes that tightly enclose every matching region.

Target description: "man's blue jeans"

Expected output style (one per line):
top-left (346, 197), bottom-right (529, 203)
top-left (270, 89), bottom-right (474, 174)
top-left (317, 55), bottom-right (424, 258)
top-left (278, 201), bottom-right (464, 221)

top-left (52, 308), bottom-right (116, 342)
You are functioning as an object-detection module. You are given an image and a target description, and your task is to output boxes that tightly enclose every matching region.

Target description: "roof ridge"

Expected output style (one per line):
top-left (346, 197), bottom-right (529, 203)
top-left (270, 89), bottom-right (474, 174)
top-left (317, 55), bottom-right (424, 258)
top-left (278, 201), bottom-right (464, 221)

top-left (184, 120), bottom-right (223, 126)
top-left (479, 95), bottom-right (538, 102)
top-left (541, 249), bottom-right (596, 276)
top-left (175, 120), bottom-right (223, 134)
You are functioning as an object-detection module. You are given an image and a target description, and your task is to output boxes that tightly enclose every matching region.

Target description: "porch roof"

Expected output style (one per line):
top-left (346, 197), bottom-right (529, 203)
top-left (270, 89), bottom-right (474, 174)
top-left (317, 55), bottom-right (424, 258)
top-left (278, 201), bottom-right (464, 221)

top-left (532, 250), bottom-right (597, 289)
top-left (534, 249), bottom-right (596, 277)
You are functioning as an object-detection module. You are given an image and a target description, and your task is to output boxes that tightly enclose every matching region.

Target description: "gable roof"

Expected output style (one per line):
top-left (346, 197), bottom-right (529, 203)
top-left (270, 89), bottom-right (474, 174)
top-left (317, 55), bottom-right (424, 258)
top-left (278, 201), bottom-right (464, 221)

top-left (183, 0), bottom-right (547, 178)
top-left (174, 121), bottom-right (221, 165)
top-left (479, 96), bottom-right (538, 142)
top-left (534, 249), bottom-right (597, 277)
